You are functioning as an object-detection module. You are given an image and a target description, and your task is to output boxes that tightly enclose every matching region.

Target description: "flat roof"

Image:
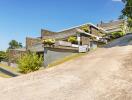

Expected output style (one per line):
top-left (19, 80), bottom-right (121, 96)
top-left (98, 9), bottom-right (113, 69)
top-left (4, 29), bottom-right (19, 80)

top-left (58, 23), bottom-right (107, 33)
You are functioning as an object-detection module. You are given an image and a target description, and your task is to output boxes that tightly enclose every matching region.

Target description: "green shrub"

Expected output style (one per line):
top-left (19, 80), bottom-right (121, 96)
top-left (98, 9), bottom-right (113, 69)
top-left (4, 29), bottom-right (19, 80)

top-left (43, 39), bottom-right (55, 46)
top-left (80, 25), bottom-right (89, 33)
top-left (110, 31), bottom-right (124, 39)
top-left (0, 51), bottom-right (8, 62)
top-left (68, 36), bottom-right (78, 44)
top-left (18, 53), bottom-right (43, 74)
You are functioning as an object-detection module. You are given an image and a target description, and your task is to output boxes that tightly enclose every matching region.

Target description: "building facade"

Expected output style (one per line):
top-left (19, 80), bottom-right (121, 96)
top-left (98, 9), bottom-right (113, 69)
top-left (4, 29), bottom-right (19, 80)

top-left (8, 23), bottom-right (107, 67)
top-left (97, 19), bottom-right (128, 34)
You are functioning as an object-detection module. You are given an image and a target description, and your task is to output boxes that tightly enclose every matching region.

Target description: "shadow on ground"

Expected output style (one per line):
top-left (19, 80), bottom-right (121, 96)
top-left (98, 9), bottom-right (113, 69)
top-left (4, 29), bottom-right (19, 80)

top-left (104, 33), bottom-right (132, 48)
top-left (0, 67), bottom-right (18, 77)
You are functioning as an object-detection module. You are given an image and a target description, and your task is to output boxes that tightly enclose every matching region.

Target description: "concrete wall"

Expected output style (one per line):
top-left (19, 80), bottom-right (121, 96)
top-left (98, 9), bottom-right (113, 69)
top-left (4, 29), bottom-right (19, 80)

top-left (90, 41), bottom-right (97, 50)
top-left (44, 48), bottom-right (78, 67)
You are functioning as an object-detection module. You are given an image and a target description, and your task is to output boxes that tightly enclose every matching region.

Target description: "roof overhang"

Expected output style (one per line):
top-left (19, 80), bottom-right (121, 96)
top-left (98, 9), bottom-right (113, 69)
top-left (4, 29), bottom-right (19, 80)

top-left (76, 28), bottom-right (102, 40)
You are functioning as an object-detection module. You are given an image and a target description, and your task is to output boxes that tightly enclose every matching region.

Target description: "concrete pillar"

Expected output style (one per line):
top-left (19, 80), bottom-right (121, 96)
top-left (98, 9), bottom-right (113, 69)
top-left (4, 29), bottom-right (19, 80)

top-left (77, 34), bottom-right (81, 46)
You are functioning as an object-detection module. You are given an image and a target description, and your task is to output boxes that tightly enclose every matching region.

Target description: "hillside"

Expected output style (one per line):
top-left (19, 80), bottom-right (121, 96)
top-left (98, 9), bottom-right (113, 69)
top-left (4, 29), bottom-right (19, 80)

top-left (0, 34), bottom-right (132, 100)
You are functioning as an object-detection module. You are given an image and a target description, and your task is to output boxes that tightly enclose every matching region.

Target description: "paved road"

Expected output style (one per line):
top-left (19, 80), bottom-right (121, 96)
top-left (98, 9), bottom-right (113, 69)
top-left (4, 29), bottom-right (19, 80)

top-left (0, 34), bottom-right (131, 100)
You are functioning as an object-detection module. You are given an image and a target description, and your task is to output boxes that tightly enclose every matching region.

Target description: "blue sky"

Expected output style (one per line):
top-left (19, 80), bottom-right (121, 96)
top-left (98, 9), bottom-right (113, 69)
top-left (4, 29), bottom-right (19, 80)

top-left (0, 0), bottom-right (124, 50)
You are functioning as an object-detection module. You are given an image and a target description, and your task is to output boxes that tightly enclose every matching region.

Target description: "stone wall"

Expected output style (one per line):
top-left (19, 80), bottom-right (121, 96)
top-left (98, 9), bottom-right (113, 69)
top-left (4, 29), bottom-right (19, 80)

top-left (41, 29), bottom-right (57, 38)
top-left (42, 28), bottom-right (77, 39)
top-left (8, 49), bottom-right (26, 63)
top-left (91, 27), bottom-right (103, 37)
top-left (26, 37), bottom-right (41, 49)
top-left (81, 35), bottom-right (91, 45)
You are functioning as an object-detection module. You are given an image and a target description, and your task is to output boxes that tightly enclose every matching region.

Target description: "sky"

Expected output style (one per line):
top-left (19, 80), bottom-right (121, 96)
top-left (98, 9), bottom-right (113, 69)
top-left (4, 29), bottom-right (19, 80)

top-left (0, 0), bottom-right (124, 50)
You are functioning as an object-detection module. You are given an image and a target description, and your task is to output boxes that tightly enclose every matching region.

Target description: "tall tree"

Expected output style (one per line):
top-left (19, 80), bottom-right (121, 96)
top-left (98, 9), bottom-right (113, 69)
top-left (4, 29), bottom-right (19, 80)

top-left (121, 0), bottom-right (132, 31)
top-left (8, 40), bottom-right (23, 49)
top-left (122, 0), bottom-right (132, 19)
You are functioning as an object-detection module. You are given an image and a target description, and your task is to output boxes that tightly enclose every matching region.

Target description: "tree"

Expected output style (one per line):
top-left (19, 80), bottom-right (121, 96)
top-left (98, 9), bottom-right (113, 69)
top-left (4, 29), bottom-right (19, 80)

top-left (18, 52), bottom-right (43, 74)
top-left (18, 42), bottom-right (23, 48)
top-left (0, 51), bottom-right (7, 62)
top-left (121, 0), bottom-right (132, 31)
top-left (122, 0), bottom-right (132, 19)
top-left (8, 40), bottom-right (23, 49)
top-left (127, 17), bottom-right (132, 27)
top-left (118, 15), bottom-right (125, 19)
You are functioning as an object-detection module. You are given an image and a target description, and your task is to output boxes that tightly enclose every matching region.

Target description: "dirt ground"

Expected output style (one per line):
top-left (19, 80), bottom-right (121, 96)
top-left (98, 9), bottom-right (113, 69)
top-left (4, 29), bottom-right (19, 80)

top-left (0, 35), bottom-right (131, 100)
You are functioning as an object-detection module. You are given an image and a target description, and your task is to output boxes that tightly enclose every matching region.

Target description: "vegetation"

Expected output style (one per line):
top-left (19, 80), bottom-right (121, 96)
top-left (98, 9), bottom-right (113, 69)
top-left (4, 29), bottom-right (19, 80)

top-left (18, 52), bottom-right (43, 74)
top-left (0, 64), bottom-right (19, 74)
top-left (122, 0), bottom-right (132, 19)
top-left (68, 36), bottom-right (78, 44)
top-left (0, 51), bottom-right (8, 62)
top-left (80, 25), bottom-right (89, 33)
top-left (110, 31), bottom-right (124, 39)
top-left (43, 39), bottom-right (55, 46)
top-left (127, 18), bottom-right (132, 31)
top-left (8, 40), bottom-right (23, 49)
top-left (0, 72), bottom-right (11, 78)
top-left (121, 0), bottom-right (132, 31)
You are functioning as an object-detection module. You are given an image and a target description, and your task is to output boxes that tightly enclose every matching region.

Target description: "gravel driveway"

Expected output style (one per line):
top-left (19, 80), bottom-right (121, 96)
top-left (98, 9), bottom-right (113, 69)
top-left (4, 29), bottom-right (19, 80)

top-left (0, 34), bottom-right (131, 100)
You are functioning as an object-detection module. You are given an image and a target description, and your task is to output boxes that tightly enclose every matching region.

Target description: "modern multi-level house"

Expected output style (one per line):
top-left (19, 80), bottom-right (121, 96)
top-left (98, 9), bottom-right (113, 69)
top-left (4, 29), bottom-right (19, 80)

top-left (97, 19), bottom-right (128, 34)
top-left (8, 23), bottom-right (107, 66)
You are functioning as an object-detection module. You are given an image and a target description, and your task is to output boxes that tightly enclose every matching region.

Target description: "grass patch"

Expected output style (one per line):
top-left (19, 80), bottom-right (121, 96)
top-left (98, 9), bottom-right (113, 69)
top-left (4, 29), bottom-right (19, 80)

top-left (0, 72), bottom-right (12, 78)
top-left (0, 64), bottom-right (19, 74)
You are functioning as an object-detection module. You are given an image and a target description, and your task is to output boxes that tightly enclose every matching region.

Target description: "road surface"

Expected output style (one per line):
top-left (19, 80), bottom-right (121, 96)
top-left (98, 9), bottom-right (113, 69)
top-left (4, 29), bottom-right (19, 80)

top-left (0, 34), bottom-right (131, 100)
